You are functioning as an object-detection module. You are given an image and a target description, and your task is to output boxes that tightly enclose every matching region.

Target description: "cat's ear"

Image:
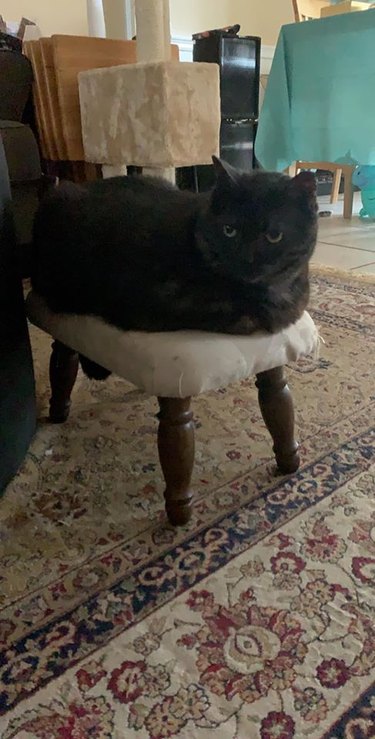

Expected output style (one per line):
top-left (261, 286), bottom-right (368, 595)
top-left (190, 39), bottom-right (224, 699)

top-left (212, 156), bottom-right (240, 189)
top-left (289, 171), bottom-right (317, 200)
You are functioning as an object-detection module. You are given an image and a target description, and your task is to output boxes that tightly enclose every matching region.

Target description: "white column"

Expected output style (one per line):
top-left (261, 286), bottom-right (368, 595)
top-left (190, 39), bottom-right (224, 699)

top-left (102, 0), bottom-right (134, 40)
top-left (102, 164), bottom-right (127, 178)
top-left (101, 0), bottom-right (133, 175)
top-left (135, 0), bottom-right (174, 182)
top-left (135, 0), bottom-right (171, 62)
top-left (86, 0), bottom-right (106, 38)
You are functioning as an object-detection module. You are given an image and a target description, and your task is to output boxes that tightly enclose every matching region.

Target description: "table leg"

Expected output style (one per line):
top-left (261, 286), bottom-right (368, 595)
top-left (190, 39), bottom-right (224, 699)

top-left (343, 165), bottom-right (354, 220)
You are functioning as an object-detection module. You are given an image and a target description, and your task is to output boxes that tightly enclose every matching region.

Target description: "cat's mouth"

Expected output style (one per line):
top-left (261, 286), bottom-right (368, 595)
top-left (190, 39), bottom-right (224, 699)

top-left (197, 238), bottom-right (248, 275)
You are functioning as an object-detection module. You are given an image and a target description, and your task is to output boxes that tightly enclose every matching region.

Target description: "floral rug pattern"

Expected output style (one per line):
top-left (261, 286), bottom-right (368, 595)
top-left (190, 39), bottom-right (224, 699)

top-left (1, 272), bottom-right (374, 738)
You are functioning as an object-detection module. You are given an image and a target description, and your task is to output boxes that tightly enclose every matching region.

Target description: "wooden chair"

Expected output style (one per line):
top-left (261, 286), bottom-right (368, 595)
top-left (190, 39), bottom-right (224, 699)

top-left (24, 39), bottom-right (76, 181)
top-left (291, 0), bottom-right (354, 218)
top-left (292, 0), bottom-right (330, 20)
top-left (289, 161), bottom-right (354, 219)
top-left (23, 40), bottom-right (57, 163)
top-left (24, 36), bottom-right (180, 181)
top-left (52, 35), bottom-right (179, 164)
top-left (40, 38), bottom-right (67, 162)
top-left (52, 36), bottom-right (136, 164)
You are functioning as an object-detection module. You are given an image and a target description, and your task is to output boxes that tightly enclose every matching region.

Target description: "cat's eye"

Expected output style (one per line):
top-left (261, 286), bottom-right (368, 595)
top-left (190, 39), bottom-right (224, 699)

top-left (266, 231), bottom-right (283, 244)
top-left (223, 225), bottom-right (237, 238)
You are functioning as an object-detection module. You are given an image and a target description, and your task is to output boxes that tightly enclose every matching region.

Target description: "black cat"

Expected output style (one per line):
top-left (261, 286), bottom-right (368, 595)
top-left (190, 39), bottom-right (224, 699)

top-left (32, 157), bottom-right (317, 378)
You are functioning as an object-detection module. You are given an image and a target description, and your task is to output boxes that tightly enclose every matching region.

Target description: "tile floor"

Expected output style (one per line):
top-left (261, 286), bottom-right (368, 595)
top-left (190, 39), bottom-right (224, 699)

top-left (313, 193), bottom-right (375, 274)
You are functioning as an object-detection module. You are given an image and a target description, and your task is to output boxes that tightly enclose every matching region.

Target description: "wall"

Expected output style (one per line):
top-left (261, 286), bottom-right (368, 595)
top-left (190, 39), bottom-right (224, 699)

top-left (170, 0), bottom-right (293, 45)
top-left (170, 0), bottom-right (233, 38)
top-left (1, 0), bottom-right (293, 46)
top-left (234, 0), bottom-right (293, 45)
top-left (0, 0), bottom-right (88, 36)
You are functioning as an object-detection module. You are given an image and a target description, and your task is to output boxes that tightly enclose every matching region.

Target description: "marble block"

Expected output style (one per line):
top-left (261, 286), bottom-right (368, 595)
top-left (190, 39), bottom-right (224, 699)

top-left (78, 60), bottom-right (220, 168)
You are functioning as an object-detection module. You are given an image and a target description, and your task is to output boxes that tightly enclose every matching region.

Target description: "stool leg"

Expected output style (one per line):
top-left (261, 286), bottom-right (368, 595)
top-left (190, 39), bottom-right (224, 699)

top-left (256, 367), bottom-right (300, 474)
top-left (49, 341), bottom-right (79, 423)
top-left (157, 397), bottom-right (195, 526)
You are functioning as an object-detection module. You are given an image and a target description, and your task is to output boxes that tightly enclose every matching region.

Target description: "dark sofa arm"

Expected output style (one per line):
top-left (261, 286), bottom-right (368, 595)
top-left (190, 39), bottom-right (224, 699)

top-left (0, 136), bottom-right (36, 493)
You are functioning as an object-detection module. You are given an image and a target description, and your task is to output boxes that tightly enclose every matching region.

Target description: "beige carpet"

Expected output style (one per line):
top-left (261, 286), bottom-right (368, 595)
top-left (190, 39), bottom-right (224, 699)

top-left (1, 271), bottom-right (374, 738)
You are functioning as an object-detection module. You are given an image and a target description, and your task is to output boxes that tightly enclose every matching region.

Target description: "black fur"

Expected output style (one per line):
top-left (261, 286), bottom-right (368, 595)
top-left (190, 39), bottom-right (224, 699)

top-left (31, 158), bottom-right (317, 380)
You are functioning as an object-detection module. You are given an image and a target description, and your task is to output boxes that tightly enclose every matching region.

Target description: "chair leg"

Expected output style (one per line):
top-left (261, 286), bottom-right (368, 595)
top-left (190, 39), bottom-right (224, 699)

top-left (157, 397), bottom-right (195, 526)
top-left (330, 167), bottom-right (342, 204)
top-left (256, 366), bottom-right (300, 474)
top-left (343, 166), bottom-right (354, 220)
top-left (286, 162), bottom-right (298, 177)
top-left (49, 341), bottom-right (79, 423)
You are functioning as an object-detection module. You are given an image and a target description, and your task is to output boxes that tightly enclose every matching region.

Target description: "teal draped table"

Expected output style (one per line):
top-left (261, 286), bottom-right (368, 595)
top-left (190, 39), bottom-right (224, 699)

top-left (255, 10), bottom-right (375, 171)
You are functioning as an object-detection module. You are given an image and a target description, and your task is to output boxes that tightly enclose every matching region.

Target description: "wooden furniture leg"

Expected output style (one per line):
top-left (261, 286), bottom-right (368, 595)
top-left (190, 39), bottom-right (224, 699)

top-left (49, 341), bottom-right (79, 423)
top-left (256, 366), bottom-right (300, 474)
top-left (343, 165), bottom-right (354, 220)
top-left (286, 162), bottom-right (297, 177)
top-left (157, 397), bottom-right (195, 526)
top-left (330, 167), bottom-right (342, 204)
top-left (295, 161), bottom-right (353, 217)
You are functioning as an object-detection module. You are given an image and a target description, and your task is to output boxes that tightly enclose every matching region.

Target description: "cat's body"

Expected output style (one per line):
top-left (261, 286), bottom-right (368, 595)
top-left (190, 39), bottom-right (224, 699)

top-left (32, 159), bottom-right (317, 376)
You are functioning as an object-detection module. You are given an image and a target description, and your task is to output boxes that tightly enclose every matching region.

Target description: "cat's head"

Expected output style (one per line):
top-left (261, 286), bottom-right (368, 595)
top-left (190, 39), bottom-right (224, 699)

top-left (196, 157), bottom-right (318, 285)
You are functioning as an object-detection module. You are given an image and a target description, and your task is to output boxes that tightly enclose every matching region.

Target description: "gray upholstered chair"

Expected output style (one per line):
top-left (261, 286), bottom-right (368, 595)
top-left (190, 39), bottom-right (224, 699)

top-left (0, 137), bottom-right (36, 493)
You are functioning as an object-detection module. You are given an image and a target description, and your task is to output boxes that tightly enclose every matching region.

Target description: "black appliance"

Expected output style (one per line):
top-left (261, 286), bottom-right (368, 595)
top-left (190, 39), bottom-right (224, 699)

top-left (179, 32), bottom-right (261, 192)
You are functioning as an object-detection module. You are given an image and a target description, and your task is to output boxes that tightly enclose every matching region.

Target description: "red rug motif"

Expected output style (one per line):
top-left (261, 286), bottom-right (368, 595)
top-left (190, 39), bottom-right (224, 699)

top-left (1, 272), bottom-right (374, 738)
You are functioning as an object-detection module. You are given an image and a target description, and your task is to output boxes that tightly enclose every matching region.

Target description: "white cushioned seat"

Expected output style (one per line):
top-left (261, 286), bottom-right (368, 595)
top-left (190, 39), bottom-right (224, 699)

top-left (26, 291), bottom-right (319, 398)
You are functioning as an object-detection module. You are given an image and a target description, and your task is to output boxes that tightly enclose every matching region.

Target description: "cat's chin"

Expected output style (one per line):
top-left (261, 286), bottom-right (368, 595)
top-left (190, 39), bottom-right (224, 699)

top-left (249, 262), bottom-right (310, 287)
top-left (207, 261), bottom-right (287, 287)
top-left (196, 240), bottom-right (258, 284)
top-left (209, 262), bottom-right (261, 286)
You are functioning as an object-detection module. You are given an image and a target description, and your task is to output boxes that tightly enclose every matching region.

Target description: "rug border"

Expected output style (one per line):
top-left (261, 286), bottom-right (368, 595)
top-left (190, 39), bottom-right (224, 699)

top-left (1, 427), bottom-right (374, 716)
top-left (311, 264), bottom-right (375, 284)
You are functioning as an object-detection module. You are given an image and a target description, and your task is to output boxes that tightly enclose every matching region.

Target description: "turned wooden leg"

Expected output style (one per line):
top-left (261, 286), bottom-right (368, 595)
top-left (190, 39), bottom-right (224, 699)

top-left (157, 397), bottom-right (195, 526)
top-left (49, 341), bottom-right (79, 423)
top-left (256, 366), bottom-right (300, 474)
top-left (330, 167), bottom-right (342, 204)
top-left (343, 165), bottom-right (354, 220)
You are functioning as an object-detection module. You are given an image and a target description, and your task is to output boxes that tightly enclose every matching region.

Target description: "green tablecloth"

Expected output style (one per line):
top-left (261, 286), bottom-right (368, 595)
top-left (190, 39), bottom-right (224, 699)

top-left (255, 10), bottom-right (375, 171)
